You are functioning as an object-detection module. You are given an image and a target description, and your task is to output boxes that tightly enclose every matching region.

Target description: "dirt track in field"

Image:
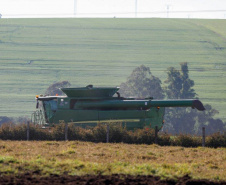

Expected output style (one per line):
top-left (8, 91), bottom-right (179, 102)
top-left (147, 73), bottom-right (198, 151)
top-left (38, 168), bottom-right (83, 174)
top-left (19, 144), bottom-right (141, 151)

top-left (0, 174), bottom-right (225, 185)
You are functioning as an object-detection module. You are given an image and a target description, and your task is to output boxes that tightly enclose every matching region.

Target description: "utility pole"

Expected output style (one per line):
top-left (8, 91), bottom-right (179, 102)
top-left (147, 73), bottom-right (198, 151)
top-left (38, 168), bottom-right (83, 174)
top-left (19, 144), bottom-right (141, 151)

top-left (166, 4), bottom-right (171, 18)
top-left (74, 0), bottom-right (77, 16)
top-left (135, 0), bottom-right (138, 17)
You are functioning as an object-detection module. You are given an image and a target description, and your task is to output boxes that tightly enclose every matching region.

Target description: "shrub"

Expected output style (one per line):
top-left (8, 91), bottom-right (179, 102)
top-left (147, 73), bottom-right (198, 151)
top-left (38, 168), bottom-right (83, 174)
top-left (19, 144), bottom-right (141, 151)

top-left (68, 124), bottom-right (82, 141)
top-left (158, 132), bottom-right (171, 146)
top-left (51, 123), bottom-right (66, 141)
top-left (82, 127), bottom-right (95, 142)
top-left (206, 132), bottom-right (226, 148)
top-left (28, 125), bottom-right (53, 140)
top-left (133, 129), bottom-right (155, 144)
top-left (171, 134), bottom-right (201, 147)
top-left (108, 123), bottom-right (127, 143)
top-left (92, 124), bottom-right (108, 142)
top-left (0, 123), bottom-right (15, 140)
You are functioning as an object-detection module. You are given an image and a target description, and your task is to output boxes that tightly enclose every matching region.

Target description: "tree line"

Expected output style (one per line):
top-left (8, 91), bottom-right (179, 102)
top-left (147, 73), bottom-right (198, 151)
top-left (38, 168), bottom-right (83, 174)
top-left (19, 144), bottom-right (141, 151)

top-left (119, 63), bottom-right (225, 135)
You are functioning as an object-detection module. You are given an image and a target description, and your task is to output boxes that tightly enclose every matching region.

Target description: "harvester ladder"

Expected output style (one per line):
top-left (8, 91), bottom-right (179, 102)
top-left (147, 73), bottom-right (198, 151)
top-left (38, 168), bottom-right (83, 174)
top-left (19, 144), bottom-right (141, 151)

top-left (31, 109), bottom-right (46, 126)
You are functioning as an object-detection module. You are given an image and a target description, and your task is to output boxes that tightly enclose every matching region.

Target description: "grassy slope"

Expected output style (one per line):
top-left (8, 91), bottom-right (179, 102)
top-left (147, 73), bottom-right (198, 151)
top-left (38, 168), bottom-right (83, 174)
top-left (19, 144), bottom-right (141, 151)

top-left (0, 18), bottom-right (225, 121)
top-left (0, 141), bottom-right (225, 181)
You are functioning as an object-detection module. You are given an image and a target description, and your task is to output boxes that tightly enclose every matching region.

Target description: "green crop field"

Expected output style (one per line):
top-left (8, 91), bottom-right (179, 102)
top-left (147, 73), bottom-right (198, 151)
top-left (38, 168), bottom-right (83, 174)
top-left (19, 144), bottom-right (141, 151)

top-left (0, 18), bottom-right (225, 121)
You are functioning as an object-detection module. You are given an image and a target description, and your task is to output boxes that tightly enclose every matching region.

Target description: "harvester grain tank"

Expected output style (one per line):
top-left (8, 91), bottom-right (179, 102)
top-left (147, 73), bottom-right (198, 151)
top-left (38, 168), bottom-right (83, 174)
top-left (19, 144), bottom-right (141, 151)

top-left (32, 85), bottom-right (205, 130)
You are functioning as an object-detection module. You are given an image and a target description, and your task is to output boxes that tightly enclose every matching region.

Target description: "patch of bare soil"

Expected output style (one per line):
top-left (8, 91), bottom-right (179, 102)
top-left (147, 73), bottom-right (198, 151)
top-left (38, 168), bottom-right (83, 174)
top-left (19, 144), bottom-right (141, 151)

top-left (0, 174), bottom-right (225, 185)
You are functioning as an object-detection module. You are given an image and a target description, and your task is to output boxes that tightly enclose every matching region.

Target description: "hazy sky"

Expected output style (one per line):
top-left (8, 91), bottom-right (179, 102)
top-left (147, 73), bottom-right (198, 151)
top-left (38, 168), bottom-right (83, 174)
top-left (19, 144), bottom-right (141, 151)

top-left (0, 0), bottom-right (226, 18)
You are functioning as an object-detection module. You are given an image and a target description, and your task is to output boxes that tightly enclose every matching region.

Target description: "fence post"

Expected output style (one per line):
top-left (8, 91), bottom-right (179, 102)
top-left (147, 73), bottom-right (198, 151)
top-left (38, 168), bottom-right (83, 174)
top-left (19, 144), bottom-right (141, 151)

top-left (65, 122), bottom-right (68, 141)
top-left (27, 121), bottom-right (30, 141)
top-left (202, 127), bottom-right (205, 147)
top-left (106, 124), bottom-right (110, 143)
top-left (155, 126), bottom-right (158, 144)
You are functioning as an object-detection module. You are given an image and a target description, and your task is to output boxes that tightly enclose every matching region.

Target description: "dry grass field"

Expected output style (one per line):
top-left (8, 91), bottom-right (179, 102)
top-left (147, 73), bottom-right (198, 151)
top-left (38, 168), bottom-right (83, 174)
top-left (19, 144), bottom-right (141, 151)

top-left (0, 141), bottom-right (225, 182)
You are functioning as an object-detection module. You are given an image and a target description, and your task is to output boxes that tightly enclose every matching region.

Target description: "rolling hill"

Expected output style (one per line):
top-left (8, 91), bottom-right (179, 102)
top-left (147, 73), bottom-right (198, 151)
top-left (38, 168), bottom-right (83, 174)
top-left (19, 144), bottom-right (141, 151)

top-left (0, 18), bottom-right (225, 122)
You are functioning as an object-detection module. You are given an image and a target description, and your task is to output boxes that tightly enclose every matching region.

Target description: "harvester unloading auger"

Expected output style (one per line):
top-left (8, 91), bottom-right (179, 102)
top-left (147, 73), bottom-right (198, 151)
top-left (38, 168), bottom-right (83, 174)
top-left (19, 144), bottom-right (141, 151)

top-left (32, 85), bottom-right (205, 130)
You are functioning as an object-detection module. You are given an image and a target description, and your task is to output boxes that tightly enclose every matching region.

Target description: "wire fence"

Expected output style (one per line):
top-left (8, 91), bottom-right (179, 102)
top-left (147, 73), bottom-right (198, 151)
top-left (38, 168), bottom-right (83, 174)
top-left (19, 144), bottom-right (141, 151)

top-left (0, 122), bottom-right (225, 148)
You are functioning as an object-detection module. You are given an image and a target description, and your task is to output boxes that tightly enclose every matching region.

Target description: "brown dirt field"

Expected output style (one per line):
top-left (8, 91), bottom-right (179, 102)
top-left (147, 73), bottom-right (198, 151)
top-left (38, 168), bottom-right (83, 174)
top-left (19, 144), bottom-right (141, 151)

top-left (0, 174), bottom-right (225, 185)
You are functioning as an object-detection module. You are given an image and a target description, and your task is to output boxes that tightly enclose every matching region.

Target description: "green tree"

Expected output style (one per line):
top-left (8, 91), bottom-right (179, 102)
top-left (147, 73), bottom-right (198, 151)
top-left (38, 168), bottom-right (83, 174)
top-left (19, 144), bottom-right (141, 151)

top-left (119, 65), bottom-right (164, 99)
top-left (45, 81), bottom-right (71, 96)
top-left (165, 62), bottom-right (196, 99)
top-left (163, 63), bottom-right (196, 134)
top-left (194, 104), bottom-right (225, 135)
top-left (0, 116), bottom-right (13, 126)
top-left (164, 63), bottom-right (225, 134)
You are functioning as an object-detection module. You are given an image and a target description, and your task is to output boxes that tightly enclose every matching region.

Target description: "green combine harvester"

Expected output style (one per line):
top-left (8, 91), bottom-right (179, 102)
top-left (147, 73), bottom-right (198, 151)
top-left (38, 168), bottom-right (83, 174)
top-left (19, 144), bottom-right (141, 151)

top-left (32, 85), bottom-right (205, 130)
